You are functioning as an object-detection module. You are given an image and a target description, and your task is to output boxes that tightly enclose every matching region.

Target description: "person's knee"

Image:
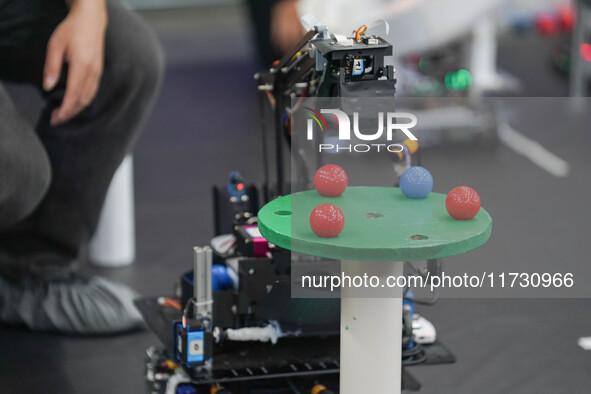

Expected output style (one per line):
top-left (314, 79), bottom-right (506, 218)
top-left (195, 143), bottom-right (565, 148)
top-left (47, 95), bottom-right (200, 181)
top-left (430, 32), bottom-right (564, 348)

top-left (133, 30), bottom-right (165, 101)
top-left (102, 1), bottom-right (164, 105)
top-left (117, 24), bottom-right (164, 101)
top-left (135, 24), bottom-right (165, 96)
top-left (0, 143), bottom-right (51, 230)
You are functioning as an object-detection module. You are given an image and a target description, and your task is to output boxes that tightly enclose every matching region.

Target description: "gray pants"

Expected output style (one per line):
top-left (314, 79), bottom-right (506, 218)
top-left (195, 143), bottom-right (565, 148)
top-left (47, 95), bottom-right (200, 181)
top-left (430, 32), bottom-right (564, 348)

top-left (0, 0), bottom-right (164, 283)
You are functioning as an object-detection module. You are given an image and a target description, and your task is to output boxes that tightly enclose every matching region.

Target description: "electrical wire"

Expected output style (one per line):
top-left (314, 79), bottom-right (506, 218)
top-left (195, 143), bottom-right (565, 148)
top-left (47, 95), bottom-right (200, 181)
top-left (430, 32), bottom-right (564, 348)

top-left (211, 234), bottom-right (237, 256)
top-left (182, 297), bottom-right (196, 328)
top-left (402, 344), bottom-right (427, 365)
top-left (286, 85), bottom-right (309, 114)
top-left (157, 297), bottom-right (181, 310)
top-left (404, 261), bottom-right (421, 276)
top-left (266, 91), bottom-right (276, 107)
top-left (403, 261), bottom-right (440, 305)
top-left (290, 51), bottom-right (303, 62)
top-left (286, 378), bottom-right (303, 394)
top-left (354, 25), bottom-right (367, 41)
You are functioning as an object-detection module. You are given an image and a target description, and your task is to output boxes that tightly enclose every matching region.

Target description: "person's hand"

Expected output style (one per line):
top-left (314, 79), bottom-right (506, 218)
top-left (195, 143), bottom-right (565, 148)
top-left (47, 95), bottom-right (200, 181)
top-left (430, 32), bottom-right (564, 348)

top-left (43, 0), bottom-right (108, 126)
top-left (271, 0), bottom-right (304, 55)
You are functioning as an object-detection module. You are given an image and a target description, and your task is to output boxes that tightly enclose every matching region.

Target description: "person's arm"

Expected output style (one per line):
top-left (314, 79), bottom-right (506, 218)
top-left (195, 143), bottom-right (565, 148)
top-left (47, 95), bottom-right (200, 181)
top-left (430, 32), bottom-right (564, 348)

top-left (271, 0), bottom-right (303, 55)
top-left (43, 0), bottom-right (108, 126)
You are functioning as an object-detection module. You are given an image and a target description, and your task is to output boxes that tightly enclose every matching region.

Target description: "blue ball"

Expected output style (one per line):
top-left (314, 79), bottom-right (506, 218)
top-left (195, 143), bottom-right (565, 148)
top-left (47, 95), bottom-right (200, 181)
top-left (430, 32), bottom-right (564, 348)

top-left (399, 166), bottom-right (433, 199)
top-left (212, 265), bottom-right (233, 290)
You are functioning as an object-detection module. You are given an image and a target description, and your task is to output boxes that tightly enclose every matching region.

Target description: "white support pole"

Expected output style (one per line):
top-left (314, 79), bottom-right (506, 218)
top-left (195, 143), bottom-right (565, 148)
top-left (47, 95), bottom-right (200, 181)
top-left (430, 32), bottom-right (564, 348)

top-left (89, 155), bottom-right (136, 267)
top-left (469, 16), bottom-right (501, 93)
top-left (340, 260), bottom-right (404, 394)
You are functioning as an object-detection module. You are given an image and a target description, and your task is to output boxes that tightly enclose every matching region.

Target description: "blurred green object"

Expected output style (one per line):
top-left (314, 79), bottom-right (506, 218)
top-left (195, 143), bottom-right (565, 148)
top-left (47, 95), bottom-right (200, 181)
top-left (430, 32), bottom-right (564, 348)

top-left (445, 69), bottom-right (472, 91)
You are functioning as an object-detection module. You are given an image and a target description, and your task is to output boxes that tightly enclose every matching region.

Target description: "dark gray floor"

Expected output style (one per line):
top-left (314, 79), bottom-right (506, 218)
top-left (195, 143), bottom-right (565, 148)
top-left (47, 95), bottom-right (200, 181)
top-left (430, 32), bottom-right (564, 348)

top-left (1, 6), bottom-right (590, 394)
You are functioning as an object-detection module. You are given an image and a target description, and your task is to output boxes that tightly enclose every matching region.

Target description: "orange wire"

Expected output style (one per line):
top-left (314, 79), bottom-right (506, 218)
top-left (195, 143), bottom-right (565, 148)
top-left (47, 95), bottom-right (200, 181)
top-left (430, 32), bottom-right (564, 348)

top-left (266, 91), bottom-right (276, 106)
top-left (160, 298), bottom-right (181, 310)
top-left (355, 25), bottom-right (368, 41)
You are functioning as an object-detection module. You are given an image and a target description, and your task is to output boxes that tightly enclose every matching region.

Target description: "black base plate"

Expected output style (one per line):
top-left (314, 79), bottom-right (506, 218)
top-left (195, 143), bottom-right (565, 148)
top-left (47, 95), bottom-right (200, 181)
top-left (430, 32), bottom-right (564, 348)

top-left (136, 297), bottom-right (455, 390)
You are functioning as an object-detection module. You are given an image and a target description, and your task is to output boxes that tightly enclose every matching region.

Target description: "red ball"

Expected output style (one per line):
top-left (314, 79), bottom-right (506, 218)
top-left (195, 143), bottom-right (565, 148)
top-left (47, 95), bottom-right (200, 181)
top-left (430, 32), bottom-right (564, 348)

top-left (310, 203), bottom-right (345, 238)
top-left (535, 14), bottom-right (558, 36)
top-left (558, 5), bottom-right (574, 32)
top-left (314, 164), bottom-right (348, 197)
top-left (446, 186), bottom-right (481, 220)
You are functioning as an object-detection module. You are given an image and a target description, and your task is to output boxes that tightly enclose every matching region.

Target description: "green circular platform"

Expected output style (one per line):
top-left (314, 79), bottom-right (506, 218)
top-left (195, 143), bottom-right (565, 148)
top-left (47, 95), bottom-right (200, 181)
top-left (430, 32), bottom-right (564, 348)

top-left (258, 186), bottom-right (492, 262)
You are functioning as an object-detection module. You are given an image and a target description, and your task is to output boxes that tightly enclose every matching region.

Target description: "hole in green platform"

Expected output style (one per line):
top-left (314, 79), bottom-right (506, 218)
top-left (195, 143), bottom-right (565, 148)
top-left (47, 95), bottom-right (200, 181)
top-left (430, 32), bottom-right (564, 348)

top-left (410, 234), bottom-right (428, 240)
top-left (274, 210), bottom-right (292, 216)
top-left (365, 212), bottom-right (383, 219)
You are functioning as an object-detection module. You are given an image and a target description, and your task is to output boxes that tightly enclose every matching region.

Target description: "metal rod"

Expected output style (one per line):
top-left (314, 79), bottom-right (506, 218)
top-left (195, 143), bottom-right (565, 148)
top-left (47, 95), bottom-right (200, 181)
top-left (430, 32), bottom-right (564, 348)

top-left (257, 86), bottom-right (270, 195)
top-left (569, 0), bottom-right (586, 97)
top-left (274, 89), bottom-right (284, 196)
top-left (193, 246), bottom-right (213, 319)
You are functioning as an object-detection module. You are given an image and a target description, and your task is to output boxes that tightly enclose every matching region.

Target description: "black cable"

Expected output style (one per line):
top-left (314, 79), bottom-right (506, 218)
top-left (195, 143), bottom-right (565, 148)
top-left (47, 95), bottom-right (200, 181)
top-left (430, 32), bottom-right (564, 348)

top-left (183, 297), bottom-right (195, 319)
top-left (181, 297), bottom-right (198, 327)
top-left (285, 378), bottom-right (303, 394)
top-left (403, 261), bottom-right (439, 305)
top-left (402, 345), bottom-right (422, 357)
top-left (404, 261), bottom-right (421, 277)
top-left (402, 338), bottom-right (427, 366)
